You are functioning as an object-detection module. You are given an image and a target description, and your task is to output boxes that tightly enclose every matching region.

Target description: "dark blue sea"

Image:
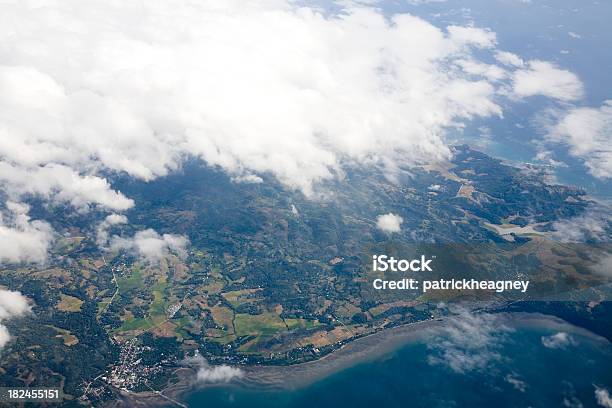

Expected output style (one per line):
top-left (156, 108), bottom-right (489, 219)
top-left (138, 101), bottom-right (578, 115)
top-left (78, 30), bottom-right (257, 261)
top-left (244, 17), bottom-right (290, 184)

top-left (187, 315), bottom-right (612, 408)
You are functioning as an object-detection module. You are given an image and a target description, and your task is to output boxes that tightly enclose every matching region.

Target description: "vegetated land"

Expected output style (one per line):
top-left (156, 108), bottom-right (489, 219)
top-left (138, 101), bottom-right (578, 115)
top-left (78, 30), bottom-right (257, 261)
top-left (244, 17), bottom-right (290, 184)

top-left (1, 146), bottom-right (610, 406)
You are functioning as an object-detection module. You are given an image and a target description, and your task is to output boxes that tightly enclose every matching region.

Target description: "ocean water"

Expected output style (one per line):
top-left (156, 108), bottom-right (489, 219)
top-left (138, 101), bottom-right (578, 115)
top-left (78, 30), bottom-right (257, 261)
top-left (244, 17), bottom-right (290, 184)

top-left (187, 317), bottom-right (612, 408)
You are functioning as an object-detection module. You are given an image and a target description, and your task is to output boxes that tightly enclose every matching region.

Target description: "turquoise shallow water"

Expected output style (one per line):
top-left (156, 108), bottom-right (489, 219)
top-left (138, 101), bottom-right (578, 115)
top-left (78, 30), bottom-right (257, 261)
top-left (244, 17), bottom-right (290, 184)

top-left (187, 317), bottom-right (612, 408)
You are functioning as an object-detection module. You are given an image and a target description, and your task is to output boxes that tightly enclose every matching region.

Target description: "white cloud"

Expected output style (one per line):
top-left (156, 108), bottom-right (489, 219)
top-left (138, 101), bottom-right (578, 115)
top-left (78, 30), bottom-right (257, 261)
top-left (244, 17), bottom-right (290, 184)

top-left (103, 214), bottom-right (129, 226)
top-left (0, 162), bottom-right (133, 212)
top-left (552, 204), bottom-right (611, 243)
top-left (591, 253), bottom-right (612, 279)
top-left (0, 290), bottom-right (30, 348)
top-left (376, 213), bottom-right (403, 233)
top-left (568, 32), bottom-right (581, 39)
top-left (427, 307), bottom-right (511, 373)
top-left (548, 101), bottom-right (612, 179)
top-left (0, 202), bottom-right (53, 264)
top-left (110, 229), bottom-right (189, 263)
top-left (513, 60), bottom-right (584, 101)
top-left (563, 396), bottom-right (584, 408)
top-left (447, 25), bottom-right (497, 48)
top-left (96, 213), bottom-right (128, 247)
top-left (231, 174), bottom-right (263, 184)
top-left (0, 2), bottom-right (506, 199)
top-left (541, 332), bottom-right (576, 349)
top-left (595, 386), bottom-right (612, 408)
top-left (197, 365), bottom-right (244, 383)
top-left (0, 0), bottom-right (583, 263)
top-left (505, 374), bottom-right (527, 392)
top-left (534, 150), bottom-right (568, 168)
top-left (455, 59), bottom-right (506, 81)
top-left (183, 353), bottom-right (243, 384)
top-left (495, 51), bottom-right (524, 67)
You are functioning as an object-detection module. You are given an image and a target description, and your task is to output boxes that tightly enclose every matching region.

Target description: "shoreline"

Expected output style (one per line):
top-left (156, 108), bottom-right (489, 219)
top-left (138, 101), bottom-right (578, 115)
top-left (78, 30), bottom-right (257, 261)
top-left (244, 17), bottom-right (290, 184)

top-left (236, 318), bottom-right (441, 390)
top-left (109, 312), bottom-right (610, 407)
top-left (108, 318), bottom-right (442, 407)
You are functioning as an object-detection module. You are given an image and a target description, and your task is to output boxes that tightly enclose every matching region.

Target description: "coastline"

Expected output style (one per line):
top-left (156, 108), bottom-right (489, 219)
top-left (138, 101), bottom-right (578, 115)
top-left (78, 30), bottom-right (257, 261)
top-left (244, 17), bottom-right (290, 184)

top-left (108, 312), bottom-right (610, 407)
top-left (107, 318), bottom-right (442, 407)
top-left (236, 318), bottom-right (442, 390)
